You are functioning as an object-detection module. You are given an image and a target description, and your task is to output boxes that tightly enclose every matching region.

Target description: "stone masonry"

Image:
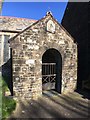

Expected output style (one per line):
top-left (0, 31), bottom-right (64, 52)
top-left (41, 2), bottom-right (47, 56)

top-left (9, 12), bottom-right (77, 99)
top-left (0, 16), bottom-right (36, 68)
top-left (0, 16), bottom-right (36, 94)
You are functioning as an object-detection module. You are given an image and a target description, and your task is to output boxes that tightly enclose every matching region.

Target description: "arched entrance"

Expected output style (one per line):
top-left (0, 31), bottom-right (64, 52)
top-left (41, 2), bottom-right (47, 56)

top-left (42, 48), bottom-right (62, 93)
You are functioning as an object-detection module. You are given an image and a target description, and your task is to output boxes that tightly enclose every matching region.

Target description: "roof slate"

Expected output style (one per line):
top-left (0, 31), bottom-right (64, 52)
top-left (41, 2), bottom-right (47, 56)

top-left (0, 16), bottom-right (37, 32)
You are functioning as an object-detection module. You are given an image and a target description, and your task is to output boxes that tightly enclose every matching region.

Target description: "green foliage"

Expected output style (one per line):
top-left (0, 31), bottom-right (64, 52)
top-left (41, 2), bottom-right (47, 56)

top-left (0, 76), bottom-right (16, 119)
top-left (2, 96), bottom-right (16, 119)
top-left (0, 77), bottom-right (2, 120)
top-left (2, 78), bottom-right (9, 95)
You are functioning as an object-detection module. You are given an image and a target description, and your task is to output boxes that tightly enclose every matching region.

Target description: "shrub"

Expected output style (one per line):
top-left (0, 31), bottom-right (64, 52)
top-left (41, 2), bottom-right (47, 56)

top-left (2, 96), bottom-right (16, 119)
top-left (0, 77), bottom-right (16, 119)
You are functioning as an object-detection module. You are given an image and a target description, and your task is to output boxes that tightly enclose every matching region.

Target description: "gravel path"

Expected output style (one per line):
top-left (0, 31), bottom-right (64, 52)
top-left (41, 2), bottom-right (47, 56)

top-left (8, 91), bottom-right (89, 119)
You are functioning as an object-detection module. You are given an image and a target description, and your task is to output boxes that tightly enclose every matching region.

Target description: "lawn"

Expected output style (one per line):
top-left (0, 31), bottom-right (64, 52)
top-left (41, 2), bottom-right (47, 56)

top-left (0, 77), bottom-right (16, 119)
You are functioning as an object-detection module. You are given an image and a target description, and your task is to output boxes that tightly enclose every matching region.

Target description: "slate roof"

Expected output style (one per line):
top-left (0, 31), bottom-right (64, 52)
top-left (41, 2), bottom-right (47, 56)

top-left (0, 16), bottom-right (37, 32)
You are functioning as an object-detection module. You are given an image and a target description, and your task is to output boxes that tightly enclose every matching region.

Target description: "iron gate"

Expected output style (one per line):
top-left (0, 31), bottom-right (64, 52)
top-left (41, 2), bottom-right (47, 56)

top-left (42, 63), bottom-right (56, 90)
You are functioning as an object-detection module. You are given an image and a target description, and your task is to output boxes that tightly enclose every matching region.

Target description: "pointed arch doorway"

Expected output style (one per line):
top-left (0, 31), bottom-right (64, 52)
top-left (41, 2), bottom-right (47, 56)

top-left (42, 48), bottom-right (62, 93)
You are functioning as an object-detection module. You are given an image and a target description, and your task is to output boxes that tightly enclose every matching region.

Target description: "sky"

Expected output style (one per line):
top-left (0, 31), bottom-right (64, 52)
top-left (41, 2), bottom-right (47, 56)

top-left (2, 2), bottom-right (68, 23)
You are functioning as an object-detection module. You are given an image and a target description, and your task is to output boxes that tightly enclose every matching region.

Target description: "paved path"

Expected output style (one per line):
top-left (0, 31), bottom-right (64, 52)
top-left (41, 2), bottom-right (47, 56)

top-left (8, 91), bottom-right (89, 119)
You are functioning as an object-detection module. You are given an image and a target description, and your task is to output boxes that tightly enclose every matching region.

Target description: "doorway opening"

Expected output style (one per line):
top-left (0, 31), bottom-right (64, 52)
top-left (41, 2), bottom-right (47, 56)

top-left (42, 48), bottom-right (62, 93)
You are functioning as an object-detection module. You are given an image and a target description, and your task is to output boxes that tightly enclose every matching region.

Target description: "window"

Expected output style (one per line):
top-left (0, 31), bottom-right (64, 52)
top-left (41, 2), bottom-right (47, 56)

top-left (3, 35), bottom-right (10, 63)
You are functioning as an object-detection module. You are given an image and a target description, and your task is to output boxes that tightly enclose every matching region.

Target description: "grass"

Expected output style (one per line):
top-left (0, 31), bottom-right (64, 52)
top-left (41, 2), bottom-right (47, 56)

top-left (2, 96), bottom-right (16, 119)
top-left (0, 77), bottom-right (16, 119)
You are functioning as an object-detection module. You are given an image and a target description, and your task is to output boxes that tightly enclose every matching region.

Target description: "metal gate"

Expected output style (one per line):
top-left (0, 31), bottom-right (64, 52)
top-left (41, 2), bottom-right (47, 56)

top-left (42, 63), bottom-right (56, 90)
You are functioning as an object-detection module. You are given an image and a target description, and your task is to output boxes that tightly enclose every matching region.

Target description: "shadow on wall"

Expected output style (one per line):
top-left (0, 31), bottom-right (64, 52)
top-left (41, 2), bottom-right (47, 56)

top-left (61, 2), bottom-right (89, 91)
top-left (1, 58), bottom-right (13, 96)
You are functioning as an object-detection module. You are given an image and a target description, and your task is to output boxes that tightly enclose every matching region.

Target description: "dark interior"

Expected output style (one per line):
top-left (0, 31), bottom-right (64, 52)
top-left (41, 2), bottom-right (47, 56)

top-left (42, 48), bottom-right (62, 93)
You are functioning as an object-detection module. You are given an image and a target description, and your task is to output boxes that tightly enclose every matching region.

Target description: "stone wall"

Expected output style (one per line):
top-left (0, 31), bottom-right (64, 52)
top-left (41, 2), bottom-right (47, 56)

top-left (10, 13), bottom-right (77, 99)
top-left (0, 16), bottom-right (36, 93)
top-left (0, 16), bottom-right (36, 67)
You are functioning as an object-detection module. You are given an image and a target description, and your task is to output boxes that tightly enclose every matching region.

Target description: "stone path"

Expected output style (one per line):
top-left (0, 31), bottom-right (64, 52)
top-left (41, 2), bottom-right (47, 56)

top-left (8, 91), bottom-right (89, 119)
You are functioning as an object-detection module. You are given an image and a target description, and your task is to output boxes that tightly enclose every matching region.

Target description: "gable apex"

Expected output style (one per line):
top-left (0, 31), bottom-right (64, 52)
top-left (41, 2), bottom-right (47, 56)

top-left (8, 12), bottom-right (54, 43)
top-left (8, 12), bottom-right (76, 44)
top-left (46, 11), bottom-right (53, 16)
